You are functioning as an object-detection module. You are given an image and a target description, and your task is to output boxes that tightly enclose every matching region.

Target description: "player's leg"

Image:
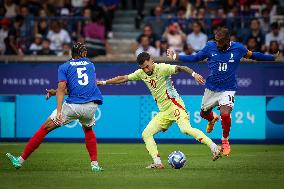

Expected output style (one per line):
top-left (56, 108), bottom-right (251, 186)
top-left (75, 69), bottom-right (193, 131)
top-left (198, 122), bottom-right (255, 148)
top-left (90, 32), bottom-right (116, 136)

top-left (6, 117), bottom-right (59, 169)
top-left (142, 112), bottom-right (170, 168)
top-left (78, 102), bottom-right (103, 172)
top-left (6, 102), bottom-right (76, 169)
top-left (174, 105), bottom-right (222, 161)
top-left (219, 91), bottom-right (235, 156)
top-left (200, 89), bottom-right (219, 133)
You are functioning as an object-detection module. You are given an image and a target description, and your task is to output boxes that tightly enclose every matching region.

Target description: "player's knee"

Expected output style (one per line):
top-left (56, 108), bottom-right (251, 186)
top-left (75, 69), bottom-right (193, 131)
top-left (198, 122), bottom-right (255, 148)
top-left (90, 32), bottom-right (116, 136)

top-left (44, 118), bottom-right (58, 131)
top-left (142, 129), bottom-right (152, 139)
top-left (179, 125), bottom-right (191, 135)
top-left (200, 109), bottom-right (210, 117)
top-left (82, 125), bottom-right (93, 131)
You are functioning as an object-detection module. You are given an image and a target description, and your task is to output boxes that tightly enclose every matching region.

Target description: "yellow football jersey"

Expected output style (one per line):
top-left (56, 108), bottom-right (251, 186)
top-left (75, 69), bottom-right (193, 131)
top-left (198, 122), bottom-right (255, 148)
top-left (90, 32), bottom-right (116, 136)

top-left (128, 63), bottom-right (183, 112)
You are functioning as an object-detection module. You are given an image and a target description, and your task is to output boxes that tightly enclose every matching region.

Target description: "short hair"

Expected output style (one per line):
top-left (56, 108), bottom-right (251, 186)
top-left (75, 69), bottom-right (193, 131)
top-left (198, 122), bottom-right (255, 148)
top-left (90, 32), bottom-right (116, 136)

top-left (137, 52), bottom-right (150, 65)
top-left (250, 18), bottom-right (260, 25)
top-left (271, 22), bottom-right (279, 29)
top-left (215, 27), bottom-right (230, 39)
top-left (72, 42), bottom-right (87, 58)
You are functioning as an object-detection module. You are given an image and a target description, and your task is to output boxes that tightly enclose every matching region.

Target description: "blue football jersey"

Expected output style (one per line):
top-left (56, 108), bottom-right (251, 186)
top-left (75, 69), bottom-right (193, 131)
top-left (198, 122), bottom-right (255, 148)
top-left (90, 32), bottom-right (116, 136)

top-left (58, 57), bottom-right (103, 104)
top-left (180, 41), bottom-right (248, 91)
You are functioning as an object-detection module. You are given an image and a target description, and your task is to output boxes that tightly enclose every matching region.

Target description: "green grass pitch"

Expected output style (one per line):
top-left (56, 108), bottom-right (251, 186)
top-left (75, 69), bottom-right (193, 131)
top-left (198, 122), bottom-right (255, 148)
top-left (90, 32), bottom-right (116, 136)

top-left (1, 143), bottom-right (284, 189)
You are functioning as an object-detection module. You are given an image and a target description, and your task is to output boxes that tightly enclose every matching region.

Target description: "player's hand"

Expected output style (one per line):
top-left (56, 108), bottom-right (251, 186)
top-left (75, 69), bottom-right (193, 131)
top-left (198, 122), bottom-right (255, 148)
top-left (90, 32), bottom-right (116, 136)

top-left (167, 49), bottom-right (175, 60)
top-left (56, 111), bottom-right (63, 125)
top-left (96, 80), bottom-right (103, 86)
top-left (45, 89), bottom-right (56, 100)
top-left (194, 73), bottom-right (205, 85)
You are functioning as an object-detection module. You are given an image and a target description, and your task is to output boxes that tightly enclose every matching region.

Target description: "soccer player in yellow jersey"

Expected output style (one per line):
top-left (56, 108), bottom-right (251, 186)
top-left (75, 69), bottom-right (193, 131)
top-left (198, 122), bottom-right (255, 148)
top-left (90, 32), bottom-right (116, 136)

top-left (97, 52), bottom-right (222, 168)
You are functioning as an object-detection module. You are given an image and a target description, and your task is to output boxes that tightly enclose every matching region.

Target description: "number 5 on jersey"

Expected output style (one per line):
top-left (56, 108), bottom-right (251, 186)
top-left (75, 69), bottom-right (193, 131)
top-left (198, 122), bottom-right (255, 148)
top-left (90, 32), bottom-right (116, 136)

top-left (77, 67), bottom-right (89, 85)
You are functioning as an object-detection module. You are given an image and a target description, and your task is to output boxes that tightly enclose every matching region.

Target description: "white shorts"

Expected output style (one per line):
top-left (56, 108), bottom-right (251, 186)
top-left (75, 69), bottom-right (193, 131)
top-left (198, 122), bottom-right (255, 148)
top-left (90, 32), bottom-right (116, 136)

top-left (50, 102), bottom-right (98, 127)
top-left (201, 88), bottom-right (236, 111)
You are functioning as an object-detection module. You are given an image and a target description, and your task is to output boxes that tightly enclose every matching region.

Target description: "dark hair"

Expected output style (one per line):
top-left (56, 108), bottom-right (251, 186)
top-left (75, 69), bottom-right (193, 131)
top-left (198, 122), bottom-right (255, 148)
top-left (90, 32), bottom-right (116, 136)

top-left (215, 27), bottom-right (230, 38)
top-left (141, 34), bottom-right (149, 40)
top-left (192, 21), bottom-right (203, 29)
top-left (137, 52), bottom-right (150, 65)
top-left (72, 42), bottom-right (87, 58)
top-left (250, 18), bottom-right (260, 25)
top-left (271, 22), bottom-right (279, 29)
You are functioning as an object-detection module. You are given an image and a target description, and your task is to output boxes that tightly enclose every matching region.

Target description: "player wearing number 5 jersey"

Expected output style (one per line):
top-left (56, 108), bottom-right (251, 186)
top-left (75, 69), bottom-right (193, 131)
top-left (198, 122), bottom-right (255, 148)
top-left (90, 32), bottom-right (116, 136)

top-left (6, 42), bottom-right (104, 172)
top-left (97, 52), bottom-right (222, 169)
top-left (167, 27), bottom-right (278, 156)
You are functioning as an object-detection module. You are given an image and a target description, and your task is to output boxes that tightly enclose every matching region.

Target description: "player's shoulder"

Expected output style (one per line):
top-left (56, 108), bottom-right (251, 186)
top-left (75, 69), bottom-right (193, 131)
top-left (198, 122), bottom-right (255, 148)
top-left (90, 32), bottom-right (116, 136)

top-left (156, 62), bottom-right (173, 70)
top-left (206, 41), bottom-right (216, 47)
top-left (157, 62), bottom-right (167, 67)
top-left (231, 41), bottom-right (245, 49)
top-left (203, 41), bottom-right (217, 51)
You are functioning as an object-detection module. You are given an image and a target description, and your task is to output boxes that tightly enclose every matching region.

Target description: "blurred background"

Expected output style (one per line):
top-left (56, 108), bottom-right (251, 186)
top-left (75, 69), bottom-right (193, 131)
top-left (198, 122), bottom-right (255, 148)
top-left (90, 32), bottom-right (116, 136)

top-left (0, 0), bottom-right (283, 143)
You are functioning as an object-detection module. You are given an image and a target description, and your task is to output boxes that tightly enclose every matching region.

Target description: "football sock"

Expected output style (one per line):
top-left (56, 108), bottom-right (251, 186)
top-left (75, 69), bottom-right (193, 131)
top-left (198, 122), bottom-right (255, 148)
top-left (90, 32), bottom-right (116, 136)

top-left (221, 114), bottom-right (231, 139)
top-left (18, 156), bottom-right (25, 164)
top-left (91, 161), bottom-right (98, 166)
top-left (200, 111), bottom-right (214, 122)
top-left (210, 143), bottom-right (218, 152)
top-left (21, 124), bottom-right (49, 160)
top-left (83, 127), bottom-right (97, 161)
top-left (154, 156), bottom-right (162, 164)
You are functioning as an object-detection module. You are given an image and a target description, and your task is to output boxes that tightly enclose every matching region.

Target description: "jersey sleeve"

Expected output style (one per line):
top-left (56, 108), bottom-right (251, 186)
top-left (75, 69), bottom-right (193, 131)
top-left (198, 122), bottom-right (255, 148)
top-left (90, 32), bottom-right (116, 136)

top-left (179, 42), bottom-right (209, 62)
top-left (238, 43), bottom-right (249, 57)
top-left (159, 63), bottom-right (177, 76)
top-left (58, 64), bottom-right (68, 83)
top-left (127, 69), bottom-right (142, 81)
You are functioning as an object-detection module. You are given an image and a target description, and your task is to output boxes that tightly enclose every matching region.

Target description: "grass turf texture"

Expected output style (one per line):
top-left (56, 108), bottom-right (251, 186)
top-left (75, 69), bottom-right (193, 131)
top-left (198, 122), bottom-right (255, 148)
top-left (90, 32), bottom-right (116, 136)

top-left (0, 143), bottom-right (284, 189)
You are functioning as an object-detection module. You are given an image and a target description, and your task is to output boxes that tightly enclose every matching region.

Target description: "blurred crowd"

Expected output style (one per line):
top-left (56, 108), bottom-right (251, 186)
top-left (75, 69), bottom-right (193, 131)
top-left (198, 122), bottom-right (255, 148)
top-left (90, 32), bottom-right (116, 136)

top-left (134, 0), bottom-right (284, 58)
top-left (0, 0), bottom-right (120, 56)
top-left (0, 0), bottom-right (283, 58)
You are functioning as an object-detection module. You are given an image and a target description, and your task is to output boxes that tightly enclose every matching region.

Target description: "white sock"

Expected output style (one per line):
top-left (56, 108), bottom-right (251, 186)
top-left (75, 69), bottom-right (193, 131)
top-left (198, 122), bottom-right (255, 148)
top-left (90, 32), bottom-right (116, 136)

top-left (91, 161), bottom-right (98, 166)
top-left (210, 143), bottom-right (218, 152)
top-left (154, 156), bottom-right (162, 164)
top-left (222, 137), bottom-right (229, 140)
top-left (18, 156), bottom-right (25, 164)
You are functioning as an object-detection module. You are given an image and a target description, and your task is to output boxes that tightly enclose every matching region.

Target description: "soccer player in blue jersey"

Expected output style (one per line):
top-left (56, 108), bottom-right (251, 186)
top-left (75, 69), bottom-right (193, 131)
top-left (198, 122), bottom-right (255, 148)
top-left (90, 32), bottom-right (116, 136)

top-left (6, 42), bottom-right (104, 172)
top-left (167, 27), bottom-right (278, 156)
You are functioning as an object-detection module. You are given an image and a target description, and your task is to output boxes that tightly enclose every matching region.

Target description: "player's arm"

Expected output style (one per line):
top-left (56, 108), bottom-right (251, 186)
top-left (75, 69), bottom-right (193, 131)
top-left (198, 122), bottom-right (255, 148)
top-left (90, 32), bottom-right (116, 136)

top-left (97, 75), bottom-right (129, 85)
top-left (45, 89), bottom-right (68, 100)
top-left (56, 81), bottom-right (66, 125)
top-left (244, 50), bottom-right (277, 61)
top-left (175, 66), bottom-right (205, 85)
top-left (97, 70), bottom-right (142, 85)
top-left (167, 48), bottom-right (207, 62)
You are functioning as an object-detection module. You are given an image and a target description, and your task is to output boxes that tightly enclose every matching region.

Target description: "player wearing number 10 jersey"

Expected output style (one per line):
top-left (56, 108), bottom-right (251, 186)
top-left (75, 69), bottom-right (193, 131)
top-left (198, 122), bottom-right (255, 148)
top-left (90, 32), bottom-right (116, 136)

top-left (6, 42), bottom-right (104, 172)
top-left (167, 27), bottom-right (278, 156)
top-left (97, 52), bottom-right (222, 169)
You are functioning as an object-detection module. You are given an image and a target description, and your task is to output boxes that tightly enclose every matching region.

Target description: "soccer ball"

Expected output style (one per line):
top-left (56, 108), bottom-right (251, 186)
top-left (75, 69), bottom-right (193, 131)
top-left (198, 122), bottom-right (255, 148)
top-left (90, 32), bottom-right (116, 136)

top-left (168, 151), bottom-right (187, 169)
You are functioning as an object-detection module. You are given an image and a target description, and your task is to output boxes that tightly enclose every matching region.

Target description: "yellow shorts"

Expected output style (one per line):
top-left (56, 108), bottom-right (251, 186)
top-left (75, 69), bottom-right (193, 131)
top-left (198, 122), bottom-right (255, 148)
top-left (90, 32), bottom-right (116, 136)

top-left (148, 99), bottom-right (190, 130)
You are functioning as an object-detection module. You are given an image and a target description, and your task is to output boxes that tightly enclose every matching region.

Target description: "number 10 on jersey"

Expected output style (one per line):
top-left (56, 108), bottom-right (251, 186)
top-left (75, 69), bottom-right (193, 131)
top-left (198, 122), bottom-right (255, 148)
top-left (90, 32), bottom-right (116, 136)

top-left (218, 63), bottom-right (227, 72)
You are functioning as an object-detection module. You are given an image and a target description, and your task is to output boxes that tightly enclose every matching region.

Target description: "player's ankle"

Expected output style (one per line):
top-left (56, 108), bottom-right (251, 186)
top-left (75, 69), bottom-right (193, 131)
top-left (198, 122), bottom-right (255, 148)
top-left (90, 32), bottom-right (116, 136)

top-left (154, 156), bottom-right (162, 164)
top-left (18, 156), bottom-right (25, 164)
top-left (91, 161), bottom-right (98, 166)
top-left (209, 143), bottom-right (218, 152)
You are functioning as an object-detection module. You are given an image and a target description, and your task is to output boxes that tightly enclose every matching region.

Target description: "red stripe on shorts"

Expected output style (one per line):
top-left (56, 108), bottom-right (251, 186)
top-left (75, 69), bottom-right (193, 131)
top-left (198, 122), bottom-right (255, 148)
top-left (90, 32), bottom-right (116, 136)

top-left (166, 90), bottom-right (186, 111)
